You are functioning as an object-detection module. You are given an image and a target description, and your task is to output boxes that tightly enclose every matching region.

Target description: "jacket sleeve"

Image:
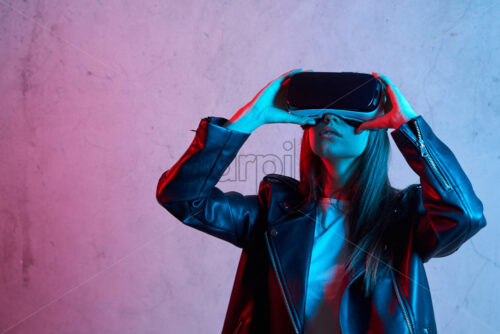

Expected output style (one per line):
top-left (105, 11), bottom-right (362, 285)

top-left (390, 115), bottom-right (487, 263)
top-left (156, 116), bottom-right (265, 249)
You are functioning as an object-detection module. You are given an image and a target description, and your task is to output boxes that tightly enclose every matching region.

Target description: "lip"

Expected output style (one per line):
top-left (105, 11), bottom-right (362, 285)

top-left (319, 127), bottom-right (342, 137)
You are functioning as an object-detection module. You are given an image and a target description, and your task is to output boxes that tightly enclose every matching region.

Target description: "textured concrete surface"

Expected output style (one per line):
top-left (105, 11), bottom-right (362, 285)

top-left (0, 0), bottom-right (498, 333)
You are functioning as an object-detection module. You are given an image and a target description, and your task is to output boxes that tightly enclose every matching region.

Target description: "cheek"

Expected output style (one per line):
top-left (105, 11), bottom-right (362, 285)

top-left (350, 132), bottom-right (370, 153)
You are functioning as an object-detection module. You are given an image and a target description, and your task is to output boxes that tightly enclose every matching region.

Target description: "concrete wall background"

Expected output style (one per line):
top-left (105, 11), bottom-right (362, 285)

top-left (0, 0), bottom-right (498, 333)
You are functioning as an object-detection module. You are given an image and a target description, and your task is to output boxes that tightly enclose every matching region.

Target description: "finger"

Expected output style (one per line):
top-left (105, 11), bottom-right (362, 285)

top-left (373, 74), bottom-right (397, 102)
top-left (259, 69), bottom-right (301, 96)
top-left (377, 73), bottom-right (402, 96)
top-left (384, 83), bottom-right (400, 104)
top-left (284, 68), bottom-right (312, 84)
top-left (269, 69), bottom-right (302, 89)
top-left (375, 76), bottom-right (390, 95)
top-left (277, 69), bottom-right (307, 91)
top-left (375, 73), bottom-right (391, 85)
top-left (281, 76), bottom-right (292, 86)
top-left (296, 115), bottom-right (316, 125)
top-left (276, 68), bottom-right (303, 86)
top-left (372, 73), bottom-right (401, 110)
top-left (372, 72), bottom-right (383, 84)
top-left (355, 123), bottom-right (367, 134)
top-left (355, 114), bottom-right (392, 133)
top-left (355, 119), bottom-right (375, 133)
top-left (281, 68), bottom-right (302, 79)
top-left (373, 72), bottom-right (391, 88)
top-left (283, 113), bottom-right (316, 125)
top-left (372, 72), bottom-right (389, 94)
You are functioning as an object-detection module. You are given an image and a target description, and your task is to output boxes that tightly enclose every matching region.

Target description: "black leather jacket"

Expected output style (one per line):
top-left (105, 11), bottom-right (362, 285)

top-left (156, 115), bottom-right (486, 334)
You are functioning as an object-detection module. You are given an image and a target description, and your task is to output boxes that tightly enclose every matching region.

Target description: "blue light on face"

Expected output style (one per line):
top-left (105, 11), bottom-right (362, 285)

top-left (314, 113), bottom-right (363, 127)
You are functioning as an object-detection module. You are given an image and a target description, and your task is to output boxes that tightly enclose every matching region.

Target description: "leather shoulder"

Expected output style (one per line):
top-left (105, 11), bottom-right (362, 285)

top-left (396, 183), bottom-right (423, 220)
top-left (259, 174), bottom-right (302, 214)
top-left (262, 173), bottom-right (299, 189)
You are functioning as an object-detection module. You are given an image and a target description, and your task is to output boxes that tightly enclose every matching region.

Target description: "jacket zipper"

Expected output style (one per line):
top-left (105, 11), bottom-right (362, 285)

top-left (406, 118), bottom-right (453, 192)
top-left (264, 232), bottom-right (300, 334)
top-left (391, 271), bottom-right (416, 334)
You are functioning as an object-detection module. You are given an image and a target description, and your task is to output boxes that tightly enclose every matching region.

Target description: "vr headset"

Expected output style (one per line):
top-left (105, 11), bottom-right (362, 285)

top-left (286, 71), bottom-right (387, 127)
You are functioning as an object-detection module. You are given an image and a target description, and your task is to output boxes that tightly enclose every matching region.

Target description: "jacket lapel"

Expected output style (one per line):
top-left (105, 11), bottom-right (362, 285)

top-left (267, 198), bottom-right (316, 329)
top-left (268, 197), bottom-right (368, 331)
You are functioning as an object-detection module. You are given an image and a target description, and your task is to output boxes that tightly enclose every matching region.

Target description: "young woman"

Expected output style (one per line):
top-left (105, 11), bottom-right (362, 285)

top-left (156, 69), bottom-right (487, 333)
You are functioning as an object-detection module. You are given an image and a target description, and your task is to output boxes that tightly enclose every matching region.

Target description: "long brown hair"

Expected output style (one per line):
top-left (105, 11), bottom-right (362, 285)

top-left (297, 125), bottom-right (403, 296)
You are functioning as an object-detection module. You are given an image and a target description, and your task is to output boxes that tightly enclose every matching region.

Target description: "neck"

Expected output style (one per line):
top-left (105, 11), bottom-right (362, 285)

top-left (319, 156), bottom-right (357, 200)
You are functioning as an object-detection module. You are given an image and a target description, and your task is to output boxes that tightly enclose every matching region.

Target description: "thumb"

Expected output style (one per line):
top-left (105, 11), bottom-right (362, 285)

top-left (299, 116), bottom-right (316, 125)
top-left (290, 114), bottom-right (316, 125)
top-left (355, 122), bottom-right (368, 134)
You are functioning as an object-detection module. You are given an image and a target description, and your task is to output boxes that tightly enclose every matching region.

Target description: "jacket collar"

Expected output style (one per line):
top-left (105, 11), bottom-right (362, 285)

top-left (276, 195), bottom-right (366, 273)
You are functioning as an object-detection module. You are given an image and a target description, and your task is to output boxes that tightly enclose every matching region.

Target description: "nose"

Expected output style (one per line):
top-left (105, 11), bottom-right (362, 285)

top-left (321, 113), bottom-right (341, 124)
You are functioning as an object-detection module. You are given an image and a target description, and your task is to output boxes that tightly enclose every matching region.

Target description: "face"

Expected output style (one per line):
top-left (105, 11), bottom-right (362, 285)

top-left (307, 113), bottom-right (370, 162)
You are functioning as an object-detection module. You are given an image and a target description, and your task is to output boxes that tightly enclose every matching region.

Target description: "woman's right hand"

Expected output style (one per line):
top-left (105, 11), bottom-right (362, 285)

top-left (224, 69), bottom-right (317, 133)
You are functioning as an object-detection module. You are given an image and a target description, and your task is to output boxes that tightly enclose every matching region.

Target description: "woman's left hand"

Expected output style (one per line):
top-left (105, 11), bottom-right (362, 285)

top-left (355, 72), bottom-right (419, 134)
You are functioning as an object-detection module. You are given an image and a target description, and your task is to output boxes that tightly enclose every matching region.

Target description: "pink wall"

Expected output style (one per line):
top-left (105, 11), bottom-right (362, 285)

top-left (0, 0), bottom-right (498, 333)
